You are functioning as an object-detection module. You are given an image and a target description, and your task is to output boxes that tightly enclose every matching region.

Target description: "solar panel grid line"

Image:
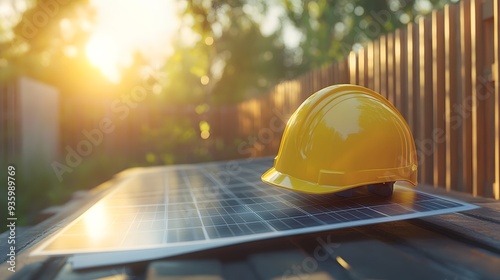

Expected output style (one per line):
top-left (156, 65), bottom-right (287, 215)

top-left (244, 179), bottom-right (329, 229)
top-left (227, 171), bottom-right (379, 230)
top-left (92, 177), bottom-right (145, 248)
top-left (425, 201), bottom-right (443, 211)
top-left (114, 208), bottom-right (136, 246)
top-left (179, 170), bottom-right (210, 241)
top-left (355, 207), bottom-right (389, 219)
top-left (430, 199), bottom-right (461, 208)
top-left (162, 174), bottom-right (169, 244)
top-left (202, 168), bottom-right (278, 233)
top-left (380, 204), bottom-right (415, 213)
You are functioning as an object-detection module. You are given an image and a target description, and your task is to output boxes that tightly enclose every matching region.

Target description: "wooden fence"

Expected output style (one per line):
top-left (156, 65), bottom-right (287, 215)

top-left (219, 0), bottom-right (499, 199)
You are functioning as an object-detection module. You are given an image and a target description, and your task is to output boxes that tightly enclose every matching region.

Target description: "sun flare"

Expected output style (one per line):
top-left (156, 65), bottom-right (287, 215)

top-left (85, 0), bottom-right (179, 83)
top-left (85, 34), bottom-right (120, 83)
top-left (83, 202), bottom-right (108, 240)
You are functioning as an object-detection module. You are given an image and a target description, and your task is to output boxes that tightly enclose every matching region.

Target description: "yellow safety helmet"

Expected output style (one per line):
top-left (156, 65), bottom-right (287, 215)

top-left (262, 84), bottom-right (418, 195)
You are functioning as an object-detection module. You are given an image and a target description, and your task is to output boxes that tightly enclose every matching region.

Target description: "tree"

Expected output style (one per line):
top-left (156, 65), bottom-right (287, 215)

top-left (281, 0), bottom-right (460, 71)
top-left (172, 0), bottom-right (293, 104)
top-left (0, 0), bottom-right (114, 93)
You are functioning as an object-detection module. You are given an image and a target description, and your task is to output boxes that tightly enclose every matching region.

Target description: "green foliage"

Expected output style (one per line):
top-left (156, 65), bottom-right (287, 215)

top-left (158, 43), bottom-right (209, 104)
top-left (3, 0), bottom-right (101, 86)
top-left (62, 151), bottom-right (132, 192)
top-left (211, 21), bottom-right (289, 103)
top-left (158, 0), bottom-right (295, 104)
top-left (140, 117), bottom-right (213, 165)
top-left (281, 0), bottom-right (460, 71)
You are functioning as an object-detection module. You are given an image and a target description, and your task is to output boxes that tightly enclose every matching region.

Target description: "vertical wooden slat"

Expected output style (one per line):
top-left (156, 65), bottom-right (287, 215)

top-left (322, 64), bottom-right (328, 86)
top-left (309, 69), bottom-right (316, 91)
top-left (415, 21), bottom-right (422, 150)
top-left (494, 0), bottom-right (500, 199)
top-left (419, 17), bottom-right (434, 184)
top-left (480, 8), bottom-right (496, 199)
top-left (319, 67), bottom-right (325, 87)
top-left (380, 35), bottom-right (387, 97)
top-left (394, 29), bottom-right (403, 113)
top-left (373, 39), bottom-right (380, 93)
top-left (387, 33), bottom-right (395, 104)
top-left (471, 0), bottom-right (485, 196)
top-left (307, 70), bottom-right (313, 94)
top-left (324, 65), bottom-right (331, 86)
top-left (335, 60), bottom-right (341, 84)
top-left (444, 4), bottom-right (459, 191)
top-left (332, 63), bottom-right (339, 85)
top-left (338, 58), bottom-right (345, 84)
top-left (328, 63), bottom-right (335, 85)
top-left (318, 66), bottom-right (325, 88)
top-left (349, 51), bottom-right (357, 84)
top-left (406, 23), bottom-right (417, 134)
top-left (302, 72), bottom-right (308, 96)
top-left (432, 10), bottom-right (446, 188)
top-left (317, 67), bottom-right (323, 89)
top-left (367, 42), bottom-right (374, 90)
top-left (355, 51), bottom-right (360, 85)
top-left (342, 57), bottom-right (350, 83)
top-left (358, 47), bottom-right (366, 87)
top-left (312, 69), bottom-right (319, 91)
top-left (460, 0), bottom-right (474, 194)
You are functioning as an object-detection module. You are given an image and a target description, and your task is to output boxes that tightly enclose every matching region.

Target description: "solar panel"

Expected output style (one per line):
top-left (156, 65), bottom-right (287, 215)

top-left (32, 157), bottom-right (478, 269)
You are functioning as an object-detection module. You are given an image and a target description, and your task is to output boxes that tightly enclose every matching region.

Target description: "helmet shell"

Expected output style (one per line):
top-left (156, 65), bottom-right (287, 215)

top-left (262, 84), bottom-right (418, 194)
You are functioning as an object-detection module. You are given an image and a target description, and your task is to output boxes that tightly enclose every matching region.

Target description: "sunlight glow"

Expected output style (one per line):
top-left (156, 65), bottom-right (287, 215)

top-left (200, 75), bottom-right (210, 85)
top-left (64, 45), bottom-right (78, 57)
top-left (201, 130), bottom-right (210, 139)
top-left (204, 36), bottom-right (214, 46)
top-left (0, 0), bottom-right (29, 42)
top-left (199, 120), bottom-right (211, 139)
top-left (260, 2), bottom-right (301, 48)
top-left (415, 0), bottom-right (433, 13)
top-left (336, 256), bottom-right (352, 270)
top-left (85, 34), bottom-right (120, 83)
top-left (83, 203), bottom-right (108, 240)
top-left (86, 0), bottom-right (179, 82)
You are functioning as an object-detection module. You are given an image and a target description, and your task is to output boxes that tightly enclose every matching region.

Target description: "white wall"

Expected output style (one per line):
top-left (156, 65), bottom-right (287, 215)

top-left (18, 77), bottom-right (59, 165)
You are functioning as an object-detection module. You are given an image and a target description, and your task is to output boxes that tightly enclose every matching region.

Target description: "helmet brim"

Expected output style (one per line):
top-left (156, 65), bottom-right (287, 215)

top-left (261, 167), bottom-right (358, 194)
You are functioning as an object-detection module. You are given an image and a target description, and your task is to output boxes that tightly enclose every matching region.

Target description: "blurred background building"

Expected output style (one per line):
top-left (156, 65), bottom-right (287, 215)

top-left (0, 76), bottom-right (59, 166)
